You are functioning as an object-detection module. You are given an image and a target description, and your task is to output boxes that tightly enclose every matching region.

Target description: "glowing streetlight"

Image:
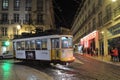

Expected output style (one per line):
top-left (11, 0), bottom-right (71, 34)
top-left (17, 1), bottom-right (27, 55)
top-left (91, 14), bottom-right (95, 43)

top-left (112, 0), bottom-right (116, 2)
top-left (17, 25), bottom-right (21, 30)
top-left (101, 31), bottom-right (104, 34)
top-left (16, 25), bottom-right (21, 35)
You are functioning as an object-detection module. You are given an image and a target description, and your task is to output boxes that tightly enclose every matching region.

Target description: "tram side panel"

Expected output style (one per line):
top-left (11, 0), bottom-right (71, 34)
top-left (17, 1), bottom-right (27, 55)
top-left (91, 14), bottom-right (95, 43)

top-left (16, 50), bottom-right (26, 59)
top-left (35, 50), bottom-right (50, 60)
top-left (14, 39), bottom-right (51, 61)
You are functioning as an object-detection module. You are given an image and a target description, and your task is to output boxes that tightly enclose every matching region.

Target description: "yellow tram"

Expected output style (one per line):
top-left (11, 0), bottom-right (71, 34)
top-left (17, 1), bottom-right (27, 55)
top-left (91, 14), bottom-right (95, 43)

top-left (13, 34), bottom-right (75, 64)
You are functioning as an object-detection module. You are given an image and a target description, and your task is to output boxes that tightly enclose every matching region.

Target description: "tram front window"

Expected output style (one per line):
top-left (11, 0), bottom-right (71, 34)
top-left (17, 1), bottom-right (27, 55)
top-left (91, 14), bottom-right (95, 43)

top-left (61, 37), bottom-right (72, 48)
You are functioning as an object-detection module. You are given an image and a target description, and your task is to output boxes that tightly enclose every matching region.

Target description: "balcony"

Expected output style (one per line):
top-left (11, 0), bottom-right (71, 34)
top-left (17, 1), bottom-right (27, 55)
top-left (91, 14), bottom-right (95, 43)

top-left (113, 6), bottom-right (120, 21)
top-left (103, 14), bottom-right (112, 26)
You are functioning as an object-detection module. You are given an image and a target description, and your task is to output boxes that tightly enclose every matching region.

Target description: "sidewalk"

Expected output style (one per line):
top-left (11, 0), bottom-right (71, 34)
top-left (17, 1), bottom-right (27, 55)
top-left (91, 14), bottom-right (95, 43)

top-left (74, 53), bottom-right (120, 66)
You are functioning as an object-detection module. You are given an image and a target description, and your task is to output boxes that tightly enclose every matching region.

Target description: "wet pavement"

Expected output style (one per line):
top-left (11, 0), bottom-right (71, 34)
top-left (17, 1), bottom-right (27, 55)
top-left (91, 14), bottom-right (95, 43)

top-left (72, 54), bottom-right (120, 80)
top-left (24, 54), bottom-right (120, 80)
top-left (0, 55), bottom-right (120, 80)
top-left (0, 60), bottom-right (53, 80)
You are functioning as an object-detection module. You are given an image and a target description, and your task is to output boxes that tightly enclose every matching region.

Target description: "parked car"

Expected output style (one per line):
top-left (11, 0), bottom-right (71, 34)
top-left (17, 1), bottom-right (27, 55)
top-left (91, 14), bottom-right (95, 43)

top-left (0, 51), bottom-right (14, 59)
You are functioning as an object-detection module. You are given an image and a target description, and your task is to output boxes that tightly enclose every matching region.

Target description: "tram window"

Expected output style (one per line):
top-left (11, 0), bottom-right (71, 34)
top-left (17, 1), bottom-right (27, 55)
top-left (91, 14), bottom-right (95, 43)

top-left (16, 42), bottom-right (21, 50)
top-left (21, 41), bottom-right (25, 50)
top-left (62, 37), bottom-right (72, 48)
top-left (52, 39), bottom-right (59, 48)
top-left (30, 40), bottom-right (35, 50)
top-left (25, 41), bottom-right (30, 50)
top-left (35, 39), bottom-right (42, 50)
top-left (16, 41), bottom-right (24, 50)
top-left (42, 39), bottom-right (47, 50)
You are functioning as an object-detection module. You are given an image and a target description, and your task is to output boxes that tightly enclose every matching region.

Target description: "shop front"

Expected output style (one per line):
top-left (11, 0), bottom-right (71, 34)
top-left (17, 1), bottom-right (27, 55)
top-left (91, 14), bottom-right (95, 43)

top-left (80, 31), bottom-right (99, 56)
top-left (107, 23), bottom-right (120, 54)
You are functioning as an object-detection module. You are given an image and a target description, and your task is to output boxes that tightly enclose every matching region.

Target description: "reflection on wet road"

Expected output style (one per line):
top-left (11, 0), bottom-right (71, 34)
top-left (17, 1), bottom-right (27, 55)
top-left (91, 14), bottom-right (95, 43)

top-left (0, 60), bottom-right (13, 80)
top-left (0, 60), bottom-right (53, 80)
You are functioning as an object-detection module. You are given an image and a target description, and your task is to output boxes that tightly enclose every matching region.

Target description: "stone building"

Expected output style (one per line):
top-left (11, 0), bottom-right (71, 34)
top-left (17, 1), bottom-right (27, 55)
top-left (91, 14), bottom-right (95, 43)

top-left (71, 0), bottom-right (120, 56)
top-left (0, 0), bottom-right (54, 54)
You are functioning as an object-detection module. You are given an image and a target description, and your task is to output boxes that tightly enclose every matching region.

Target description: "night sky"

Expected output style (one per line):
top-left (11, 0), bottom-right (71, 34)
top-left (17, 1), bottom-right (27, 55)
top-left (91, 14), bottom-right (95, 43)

top-left (53, 0), bottom-right (81, 29)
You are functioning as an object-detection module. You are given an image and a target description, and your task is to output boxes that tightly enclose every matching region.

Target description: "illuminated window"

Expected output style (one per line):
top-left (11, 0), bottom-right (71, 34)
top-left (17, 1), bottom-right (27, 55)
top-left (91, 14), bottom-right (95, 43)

top-left (16, 41), bottom-right (25, 50)
top-left (30, 40), bottom-right (35, 50)
top-left (21, 41), bottom-right (25, 50)
top-left (41, 39), bottom-right (47, 50)
top-left (16, 42), bottom-right (21, 50)
top-left (25, 41), bottom-right (30, 50)
top-left (62, 37), bottom-right (72, 48)
top-left (2, 0), bottom-right (9, 10)
top-left (35, 39), bottom-right (42, 50)
top-left (51, 39), bottom-right (59, 48)
top-left (14, 0), bottom-right (20, 11)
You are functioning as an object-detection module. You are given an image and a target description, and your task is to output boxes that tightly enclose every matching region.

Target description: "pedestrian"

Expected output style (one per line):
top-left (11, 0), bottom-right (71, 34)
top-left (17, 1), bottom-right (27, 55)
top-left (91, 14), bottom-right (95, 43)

top-left (109, 48), bottom-right (114, 61)
top-left (95, 48), bottom-right (98, 56)
top-left (112, 47), bottom-right (119, 62)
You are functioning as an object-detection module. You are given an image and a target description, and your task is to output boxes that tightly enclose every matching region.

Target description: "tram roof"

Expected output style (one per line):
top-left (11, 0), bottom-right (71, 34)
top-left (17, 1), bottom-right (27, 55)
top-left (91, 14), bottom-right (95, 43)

top-left (13, 29), bottom-right (72, 40)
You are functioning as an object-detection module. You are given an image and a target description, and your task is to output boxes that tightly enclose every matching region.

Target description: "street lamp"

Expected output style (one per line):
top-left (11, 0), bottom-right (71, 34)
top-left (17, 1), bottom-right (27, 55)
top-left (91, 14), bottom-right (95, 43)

top-left (112, 0), bottom-right (116, 2)
top-left (101, 31), bottom-right (104, 34)
top-left (16, 25), bottom-right (21, 35)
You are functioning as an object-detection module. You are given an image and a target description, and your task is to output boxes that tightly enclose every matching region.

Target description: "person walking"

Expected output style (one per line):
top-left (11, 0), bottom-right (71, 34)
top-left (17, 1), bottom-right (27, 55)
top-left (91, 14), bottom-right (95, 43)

top-left (95, 48), bottom-right (98, 56)
top-left (112, 47), bottom-right (119, 62)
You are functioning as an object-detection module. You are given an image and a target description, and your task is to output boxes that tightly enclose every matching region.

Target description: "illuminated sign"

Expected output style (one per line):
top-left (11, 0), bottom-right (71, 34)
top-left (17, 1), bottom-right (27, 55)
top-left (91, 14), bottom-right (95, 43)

top-left (80, 30), bottom-right (98, 48)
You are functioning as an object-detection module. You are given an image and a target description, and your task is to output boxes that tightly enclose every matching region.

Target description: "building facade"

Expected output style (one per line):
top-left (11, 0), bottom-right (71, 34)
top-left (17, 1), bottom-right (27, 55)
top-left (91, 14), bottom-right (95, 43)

top-left (71, 0), bottom-right (120, 56)
top-left (0, 0), bottom-right (54, 54)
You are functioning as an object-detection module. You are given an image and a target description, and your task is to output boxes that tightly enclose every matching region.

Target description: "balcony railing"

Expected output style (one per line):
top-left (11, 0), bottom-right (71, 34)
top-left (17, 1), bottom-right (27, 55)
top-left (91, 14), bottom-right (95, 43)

top-left (114, 6), bottom-right (120, 18)
top-left (103, 14), bottom-right (112, 25)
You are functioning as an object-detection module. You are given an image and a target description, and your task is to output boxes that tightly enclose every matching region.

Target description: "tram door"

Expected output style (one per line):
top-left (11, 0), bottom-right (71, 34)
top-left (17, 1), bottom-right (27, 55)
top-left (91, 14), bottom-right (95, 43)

top-left (51, 38), bottom-right (60, 60)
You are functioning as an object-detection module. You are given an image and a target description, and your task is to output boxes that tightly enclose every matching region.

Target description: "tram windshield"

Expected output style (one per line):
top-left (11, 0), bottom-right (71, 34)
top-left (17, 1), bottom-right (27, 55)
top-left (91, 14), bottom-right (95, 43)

top-left (61, 37), bottom-right (72, 48)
